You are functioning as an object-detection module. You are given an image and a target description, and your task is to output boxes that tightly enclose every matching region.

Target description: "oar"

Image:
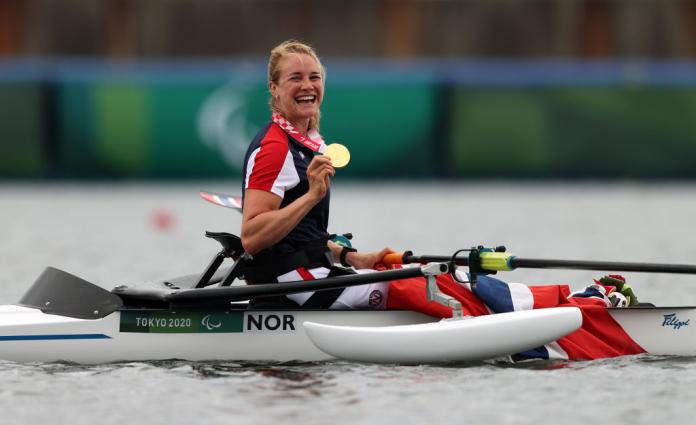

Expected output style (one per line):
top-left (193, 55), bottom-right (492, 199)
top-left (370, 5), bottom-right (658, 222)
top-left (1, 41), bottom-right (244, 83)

top-left (167, 262), bottom-right (449, 305)
top-left (383, 250), bottom-right (696, 275)
top-left (200, 191), bottom-right (242, 211)
top-left (198, 190), bottom-right (696, 277)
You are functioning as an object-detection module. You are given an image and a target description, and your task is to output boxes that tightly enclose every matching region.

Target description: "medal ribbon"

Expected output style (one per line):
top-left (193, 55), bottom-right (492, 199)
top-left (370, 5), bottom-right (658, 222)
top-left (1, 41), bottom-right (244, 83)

top-left (272, 112), bottom-right (325, 152)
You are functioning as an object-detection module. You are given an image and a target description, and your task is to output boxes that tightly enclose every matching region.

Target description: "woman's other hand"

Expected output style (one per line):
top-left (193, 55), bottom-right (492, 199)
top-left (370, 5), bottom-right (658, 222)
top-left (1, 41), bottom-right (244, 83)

top-left (346, 247), bottom-right (395, 270)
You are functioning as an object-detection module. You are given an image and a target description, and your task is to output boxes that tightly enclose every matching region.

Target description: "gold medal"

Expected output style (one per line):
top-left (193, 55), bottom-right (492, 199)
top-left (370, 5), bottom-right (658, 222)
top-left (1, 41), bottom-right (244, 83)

top-left (323, 143), bottom-right (350, 168)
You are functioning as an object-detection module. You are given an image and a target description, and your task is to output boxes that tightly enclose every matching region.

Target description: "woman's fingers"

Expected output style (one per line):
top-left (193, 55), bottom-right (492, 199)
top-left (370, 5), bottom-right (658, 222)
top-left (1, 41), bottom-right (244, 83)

top-left (369, 248), bottom-right (396, 269)
top-left (345, 247), bottom-right (395, 270)
top-left (306, 155), bottom-right (335, 200)
top-left (308, 157), bottom-right (334, 180)
top-left (307, 155), bottom-right (333, 172)
top-left (373, 248), bottom-right (394, 265)
top-left (377, 247), bottom-right (395, 260)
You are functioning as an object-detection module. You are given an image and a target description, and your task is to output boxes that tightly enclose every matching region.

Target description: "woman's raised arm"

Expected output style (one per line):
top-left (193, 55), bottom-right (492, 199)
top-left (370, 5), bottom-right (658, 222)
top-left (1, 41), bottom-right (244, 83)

top-left (241, 155), bottom-right (335, 254)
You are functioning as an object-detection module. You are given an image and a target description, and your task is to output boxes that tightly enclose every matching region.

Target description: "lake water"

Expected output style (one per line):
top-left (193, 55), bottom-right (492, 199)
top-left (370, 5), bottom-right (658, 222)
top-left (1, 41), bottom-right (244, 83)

top-left (1, 181), bottom-right (695, 424)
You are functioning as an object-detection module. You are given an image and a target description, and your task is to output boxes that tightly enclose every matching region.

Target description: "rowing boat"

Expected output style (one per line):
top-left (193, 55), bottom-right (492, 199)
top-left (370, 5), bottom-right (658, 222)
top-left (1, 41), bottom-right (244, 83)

top-left (2, 193), bottom-right (696, 364)
top-left (0, 262), bottom-right (584, 364)
top-left (0, 248), bottom-right (695, 364)
top-left (0, 265), bottom-right (694, 364)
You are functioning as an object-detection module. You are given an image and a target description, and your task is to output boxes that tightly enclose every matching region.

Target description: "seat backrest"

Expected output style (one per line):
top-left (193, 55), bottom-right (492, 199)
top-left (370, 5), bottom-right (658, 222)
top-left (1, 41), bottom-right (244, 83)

top-left (205, 231), bottom-right (244, 257)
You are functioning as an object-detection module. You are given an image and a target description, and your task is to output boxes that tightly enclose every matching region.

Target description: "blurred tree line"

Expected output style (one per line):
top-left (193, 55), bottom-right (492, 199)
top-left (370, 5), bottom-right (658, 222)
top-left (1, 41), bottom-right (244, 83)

top-left (1, 0), bottom-right (695, 59)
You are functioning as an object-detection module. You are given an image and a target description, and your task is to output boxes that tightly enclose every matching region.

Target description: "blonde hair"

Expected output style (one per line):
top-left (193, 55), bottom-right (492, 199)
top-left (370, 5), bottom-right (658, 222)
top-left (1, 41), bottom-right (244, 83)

top-left (268, 40), bottom-right (325, 130)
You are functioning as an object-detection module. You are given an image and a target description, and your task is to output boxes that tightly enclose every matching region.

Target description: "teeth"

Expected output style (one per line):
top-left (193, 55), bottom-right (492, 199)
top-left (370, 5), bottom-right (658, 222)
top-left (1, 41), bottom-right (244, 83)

top-left (296, 95), bottom-right (315, 102)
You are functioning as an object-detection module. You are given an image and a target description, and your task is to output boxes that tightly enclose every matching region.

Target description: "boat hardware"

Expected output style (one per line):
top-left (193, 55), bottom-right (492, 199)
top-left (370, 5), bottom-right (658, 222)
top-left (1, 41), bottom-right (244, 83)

top-left (194, 231), bottom-right (250, 288)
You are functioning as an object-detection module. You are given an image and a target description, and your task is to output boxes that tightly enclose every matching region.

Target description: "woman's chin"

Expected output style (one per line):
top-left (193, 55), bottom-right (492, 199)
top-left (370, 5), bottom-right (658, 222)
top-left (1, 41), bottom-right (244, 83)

top-left (287, 108), bottom-right (318, 122)
top-left (298, 106), bottom-right (318, 117)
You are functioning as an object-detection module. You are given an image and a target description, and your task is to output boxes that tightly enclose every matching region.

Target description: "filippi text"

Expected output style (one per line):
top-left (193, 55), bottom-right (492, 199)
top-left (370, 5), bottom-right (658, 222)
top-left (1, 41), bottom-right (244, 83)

top-left (662, 313), bottom-right (690, 330)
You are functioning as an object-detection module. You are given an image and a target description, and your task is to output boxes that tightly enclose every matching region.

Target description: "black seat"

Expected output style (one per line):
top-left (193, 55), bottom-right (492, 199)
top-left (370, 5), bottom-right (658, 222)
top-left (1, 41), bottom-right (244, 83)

top-left (205, 231), bottom-right (244, 258)
top-left (192, 232), bottom-right (251, 288)
top-left (110, 233), bottom-right (249, 307)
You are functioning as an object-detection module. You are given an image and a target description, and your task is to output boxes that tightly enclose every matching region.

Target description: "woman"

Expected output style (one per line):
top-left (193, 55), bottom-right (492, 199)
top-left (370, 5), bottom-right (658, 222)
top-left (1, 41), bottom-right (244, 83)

top-left (240, 40), bottom-right (392, 309)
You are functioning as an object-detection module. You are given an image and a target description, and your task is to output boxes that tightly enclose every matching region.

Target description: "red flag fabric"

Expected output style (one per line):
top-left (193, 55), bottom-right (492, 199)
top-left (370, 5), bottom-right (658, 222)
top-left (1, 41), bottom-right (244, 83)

top-left (387, 273), bottom-right (645, 360)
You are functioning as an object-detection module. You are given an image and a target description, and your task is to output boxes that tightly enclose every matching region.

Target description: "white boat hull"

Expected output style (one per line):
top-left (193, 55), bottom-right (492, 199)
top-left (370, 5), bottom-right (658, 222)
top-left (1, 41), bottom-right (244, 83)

top-left (0, 305), bottom-right (436, 364)
top-left (609, 307), bottom-right (696, 356)
top-left (1, 304), bottom-right (695, 364)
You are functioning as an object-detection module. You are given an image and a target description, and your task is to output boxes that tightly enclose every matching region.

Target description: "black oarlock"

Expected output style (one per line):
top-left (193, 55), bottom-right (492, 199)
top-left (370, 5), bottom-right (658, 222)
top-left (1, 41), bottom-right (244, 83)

top-left (450, 248), bottom-right (475, 286)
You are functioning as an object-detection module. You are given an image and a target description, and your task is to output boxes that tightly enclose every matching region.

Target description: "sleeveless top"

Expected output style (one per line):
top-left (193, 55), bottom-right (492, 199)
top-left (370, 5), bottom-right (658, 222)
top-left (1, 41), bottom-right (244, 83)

top-left (242, 121), bottom-right (330, 257)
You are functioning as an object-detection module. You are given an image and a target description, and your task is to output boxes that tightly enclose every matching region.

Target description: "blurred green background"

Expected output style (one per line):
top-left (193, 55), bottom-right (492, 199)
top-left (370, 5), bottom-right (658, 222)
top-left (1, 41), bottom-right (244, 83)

top-left (4, 62), bottom-right (696, 179)
top-left (3, 0), bottom-right (696, 180)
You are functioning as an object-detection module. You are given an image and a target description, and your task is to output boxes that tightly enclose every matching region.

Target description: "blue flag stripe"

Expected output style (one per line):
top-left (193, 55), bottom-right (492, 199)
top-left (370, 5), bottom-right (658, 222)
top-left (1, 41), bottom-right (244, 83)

top-left (471, 274), bottom-right (515, 313)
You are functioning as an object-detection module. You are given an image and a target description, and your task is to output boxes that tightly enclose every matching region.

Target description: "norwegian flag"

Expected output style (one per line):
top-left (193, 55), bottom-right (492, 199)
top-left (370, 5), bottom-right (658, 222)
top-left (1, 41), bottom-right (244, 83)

top-left (386, 272), bottom-right (645, 360)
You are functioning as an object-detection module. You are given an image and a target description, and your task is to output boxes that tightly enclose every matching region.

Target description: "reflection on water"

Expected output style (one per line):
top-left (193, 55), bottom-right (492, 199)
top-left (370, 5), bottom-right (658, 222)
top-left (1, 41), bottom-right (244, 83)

top-left (1, 354), bottom-right (696, 425)
top-left (1, 353), bottom-right (691, 378)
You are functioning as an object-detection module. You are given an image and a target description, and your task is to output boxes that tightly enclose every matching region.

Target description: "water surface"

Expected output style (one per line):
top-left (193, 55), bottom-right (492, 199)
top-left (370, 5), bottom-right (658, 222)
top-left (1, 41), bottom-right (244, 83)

top-left (1, 182), bottom-right (695, 424)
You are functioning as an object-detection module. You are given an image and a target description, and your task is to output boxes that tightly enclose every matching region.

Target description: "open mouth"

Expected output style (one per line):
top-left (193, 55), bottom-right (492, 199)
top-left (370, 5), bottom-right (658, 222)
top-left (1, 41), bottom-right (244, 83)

top-left (295, 95), bottom-right (316, 105)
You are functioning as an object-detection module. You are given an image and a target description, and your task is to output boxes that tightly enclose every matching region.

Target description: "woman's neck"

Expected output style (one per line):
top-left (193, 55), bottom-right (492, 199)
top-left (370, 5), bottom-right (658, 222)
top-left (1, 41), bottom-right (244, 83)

top-left (288, 117), bottom-right (310, 134)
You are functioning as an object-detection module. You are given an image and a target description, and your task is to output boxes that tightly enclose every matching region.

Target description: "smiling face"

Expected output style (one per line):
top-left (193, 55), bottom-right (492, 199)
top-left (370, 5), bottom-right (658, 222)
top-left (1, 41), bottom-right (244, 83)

top-left (269, 53), bottom-right (324, 133)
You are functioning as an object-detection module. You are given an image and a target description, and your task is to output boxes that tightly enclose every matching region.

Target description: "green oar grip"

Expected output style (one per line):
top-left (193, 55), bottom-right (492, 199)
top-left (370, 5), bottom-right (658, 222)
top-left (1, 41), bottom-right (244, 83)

top-left (480, 252), bottom-right (516, 271)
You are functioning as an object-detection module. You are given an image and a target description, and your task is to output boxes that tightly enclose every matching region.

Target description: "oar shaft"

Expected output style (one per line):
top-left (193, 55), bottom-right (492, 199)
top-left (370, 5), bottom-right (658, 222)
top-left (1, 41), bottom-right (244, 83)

top-left (393, 253), bottom-right (696, 275)
top-left (168, 263), bottom-right (448, 303)
top-left (510, 258), bottom-right (696, 274)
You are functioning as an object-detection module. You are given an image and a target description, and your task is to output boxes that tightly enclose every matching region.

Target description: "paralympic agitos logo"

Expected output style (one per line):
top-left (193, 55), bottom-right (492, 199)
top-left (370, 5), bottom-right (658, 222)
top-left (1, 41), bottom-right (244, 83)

top-left (201, 315), bottom-right (222, 331)
top-left (662, 313), bottom-right (690, 330)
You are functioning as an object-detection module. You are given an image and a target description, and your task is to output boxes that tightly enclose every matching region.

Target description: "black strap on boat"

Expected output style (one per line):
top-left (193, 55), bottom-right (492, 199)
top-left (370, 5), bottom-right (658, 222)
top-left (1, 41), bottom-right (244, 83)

top-left (242, 238), bottom-right (338, 309)
top-left (243, 239), bottom-right (333, 284)
top-left (301, 266), bottom-right (356, 308)
top-left (192, 232), bottom-right (352, 308)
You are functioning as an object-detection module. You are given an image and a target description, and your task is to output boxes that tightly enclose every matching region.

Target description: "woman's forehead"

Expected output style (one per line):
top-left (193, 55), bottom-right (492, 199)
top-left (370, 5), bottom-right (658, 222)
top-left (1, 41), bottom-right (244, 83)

top-left (279, 53), bottom-right (321, 74)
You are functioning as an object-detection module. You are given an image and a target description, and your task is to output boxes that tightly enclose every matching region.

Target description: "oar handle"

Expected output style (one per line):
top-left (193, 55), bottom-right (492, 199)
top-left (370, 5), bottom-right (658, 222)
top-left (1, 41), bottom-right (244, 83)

top-left (382, 251), bottom-right (413, 265)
